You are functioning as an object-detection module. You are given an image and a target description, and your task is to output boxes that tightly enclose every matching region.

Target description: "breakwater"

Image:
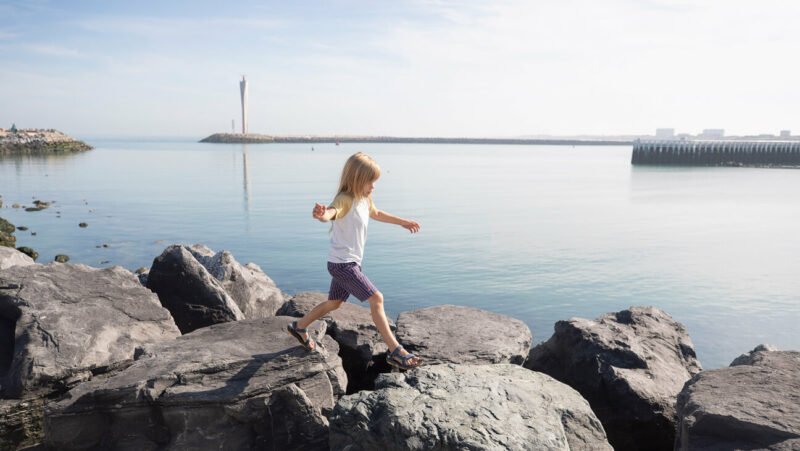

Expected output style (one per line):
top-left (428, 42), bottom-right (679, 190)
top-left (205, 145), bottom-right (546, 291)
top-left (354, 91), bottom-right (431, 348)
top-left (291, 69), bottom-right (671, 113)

top-left (0, 129), bottom-right (92, 154)
top-left (200, 133), bottom-right (632, 146)
top-left (631, 139), bottom-right (800, 167)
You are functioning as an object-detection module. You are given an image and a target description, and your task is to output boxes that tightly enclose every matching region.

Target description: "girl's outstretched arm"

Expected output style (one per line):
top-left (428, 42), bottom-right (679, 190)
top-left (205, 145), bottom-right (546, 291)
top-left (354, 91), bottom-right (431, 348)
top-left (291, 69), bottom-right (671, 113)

top-left (370, 209), bottom-right (421, 233)
top-left (312, 203), bottom-right (337, 222)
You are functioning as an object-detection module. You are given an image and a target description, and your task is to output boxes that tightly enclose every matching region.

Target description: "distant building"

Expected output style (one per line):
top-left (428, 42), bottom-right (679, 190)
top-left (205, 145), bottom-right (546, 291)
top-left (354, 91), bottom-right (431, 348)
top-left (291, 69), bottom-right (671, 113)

top-left (700, 129), bottom-right (724, 138)
top-left (655, 128), bottom-right (675, 138)
top-left (780, 130), bottom-right (791, 137)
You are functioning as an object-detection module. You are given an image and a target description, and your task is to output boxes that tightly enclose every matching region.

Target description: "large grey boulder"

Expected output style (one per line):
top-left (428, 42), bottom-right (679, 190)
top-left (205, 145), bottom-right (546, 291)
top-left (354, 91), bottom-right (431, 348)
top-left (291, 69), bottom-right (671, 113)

top-left (45, 316), bottom-right (347, 451)
top-left (676, 349), bottom-right (800, 450)
top-left (524, 306), bottom-right (702, 451)
top-left (0, 246), bottom-right (35, 270)
top-left (730, 343), bottom-right (779, 366)
top-left (395, 304), bottom-right (532, 365)
top-left (147, 245), bottom-right (284, 334)
top-left (278, 292), bottom-right (392, 392)
top-left (0, 263), bottom-right (181, 399)
top-left (330, 363), bottom-right (613, 451)
top-left (0, 263), bottom-right (180, 449)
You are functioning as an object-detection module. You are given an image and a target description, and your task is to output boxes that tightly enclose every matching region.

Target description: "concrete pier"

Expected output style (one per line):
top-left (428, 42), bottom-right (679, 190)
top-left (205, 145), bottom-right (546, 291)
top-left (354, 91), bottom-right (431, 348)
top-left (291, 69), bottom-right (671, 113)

top-left (631, 140), bottom-right (800, 167)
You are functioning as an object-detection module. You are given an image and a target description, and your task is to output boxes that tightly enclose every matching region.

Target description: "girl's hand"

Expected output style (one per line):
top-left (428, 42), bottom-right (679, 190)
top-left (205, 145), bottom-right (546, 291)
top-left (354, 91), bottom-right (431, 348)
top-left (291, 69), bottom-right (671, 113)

top-left (401, 219), bottom-right (420, 233)
top-left (313, 203), bottom-right (327, 221)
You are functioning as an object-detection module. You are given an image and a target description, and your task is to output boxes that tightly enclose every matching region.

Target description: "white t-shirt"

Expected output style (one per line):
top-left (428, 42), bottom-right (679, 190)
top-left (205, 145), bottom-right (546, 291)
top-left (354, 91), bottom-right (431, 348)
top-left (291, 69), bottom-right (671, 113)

top-left (327, 193), bottom-right (376, 264)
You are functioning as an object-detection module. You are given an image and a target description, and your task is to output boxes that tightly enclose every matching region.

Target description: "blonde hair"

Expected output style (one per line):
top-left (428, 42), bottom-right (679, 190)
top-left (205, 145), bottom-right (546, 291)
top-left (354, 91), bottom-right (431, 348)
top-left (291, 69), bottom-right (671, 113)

top-left (336, 152), bottom-right (380, 201)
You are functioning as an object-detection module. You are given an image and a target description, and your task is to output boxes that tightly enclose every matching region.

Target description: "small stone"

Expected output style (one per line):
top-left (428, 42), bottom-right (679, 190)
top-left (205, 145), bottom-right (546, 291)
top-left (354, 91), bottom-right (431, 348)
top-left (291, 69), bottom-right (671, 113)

top-left (79, 222), bottom-right (88, 228)
top-left (12, 204), bottom-right (20, 208)
top-left (134, 267), bottom-right (148, 274)
top-left (31, 232), bottom-right (36, 236)
top-left (99, 260), bottom-right (110, 264)
top-left (54, 254), bottom-right (69, 263)
top-left (89, 209), bottom-right (94, 213)
top-left (103, 244), bottom-right (110, 248)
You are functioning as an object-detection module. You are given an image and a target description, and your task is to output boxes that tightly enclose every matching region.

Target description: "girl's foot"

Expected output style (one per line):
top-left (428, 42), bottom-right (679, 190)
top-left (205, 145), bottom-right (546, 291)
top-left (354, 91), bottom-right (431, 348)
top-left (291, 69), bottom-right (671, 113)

top-left (287, 321), bottom-right (315, 351)
top-left (387, 345), bottom-right (422, 370)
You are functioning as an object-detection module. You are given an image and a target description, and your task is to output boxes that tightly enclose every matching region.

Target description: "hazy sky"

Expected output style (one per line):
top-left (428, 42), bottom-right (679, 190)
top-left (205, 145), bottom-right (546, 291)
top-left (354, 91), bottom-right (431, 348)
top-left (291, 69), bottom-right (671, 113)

top-left (1, 0), bottom-right (799, 137)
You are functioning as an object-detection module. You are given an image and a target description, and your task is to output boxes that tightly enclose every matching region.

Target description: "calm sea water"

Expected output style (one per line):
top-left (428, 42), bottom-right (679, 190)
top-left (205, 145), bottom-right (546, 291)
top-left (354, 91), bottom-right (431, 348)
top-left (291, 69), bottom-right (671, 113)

top-left (1, 139), bottom-right (798, 369)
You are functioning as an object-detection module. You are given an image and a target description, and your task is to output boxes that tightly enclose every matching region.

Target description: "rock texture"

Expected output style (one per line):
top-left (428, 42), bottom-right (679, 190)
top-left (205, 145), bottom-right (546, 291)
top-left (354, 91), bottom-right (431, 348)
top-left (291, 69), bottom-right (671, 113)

top-left (278, 292), bottom-right (392, 392)
top-left (676, 349), bottom-right (800, 451)
top-left (525, 306), bottom-right (702, 451)
top-left (147, 244), bottom-right (284, 334)
top-left (0, 263), bottom-right (180, 449)
top-left (330, 363), bottom-right (613, 451)
top-left (45, 317), bottom-right (347, 451)
top-left (0, 246), bottom-right (35, 270)
top-left (395, 304), bottom-right (532, 366)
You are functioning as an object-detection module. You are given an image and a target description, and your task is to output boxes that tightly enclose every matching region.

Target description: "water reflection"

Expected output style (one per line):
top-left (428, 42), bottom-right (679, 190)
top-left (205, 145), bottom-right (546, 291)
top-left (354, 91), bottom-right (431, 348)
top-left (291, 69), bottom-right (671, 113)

top-left (242, 144), bottom-right (251, 213)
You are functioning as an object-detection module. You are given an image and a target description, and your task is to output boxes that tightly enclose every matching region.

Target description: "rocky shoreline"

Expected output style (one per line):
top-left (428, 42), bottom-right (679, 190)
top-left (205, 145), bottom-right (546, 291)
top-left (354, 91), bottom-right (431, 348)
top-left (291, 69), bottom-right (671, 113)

top-left (0, 129), bottom-right (92, 154)
top-left (200, 132), bottom-right (633, 146)
top-left (0, 244), bottom-right (797, 450)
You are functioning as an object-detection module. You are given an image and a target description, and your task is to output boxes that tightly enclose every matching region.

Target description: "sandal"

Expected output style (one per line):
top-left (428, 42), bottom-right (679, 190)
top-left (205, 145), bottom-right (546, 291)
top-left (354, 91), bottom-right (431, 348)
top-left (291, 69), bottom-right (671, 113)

top-left (286, 321), bottom-right (315, 351)
top-left (386, 345), bottom-right (422, 370)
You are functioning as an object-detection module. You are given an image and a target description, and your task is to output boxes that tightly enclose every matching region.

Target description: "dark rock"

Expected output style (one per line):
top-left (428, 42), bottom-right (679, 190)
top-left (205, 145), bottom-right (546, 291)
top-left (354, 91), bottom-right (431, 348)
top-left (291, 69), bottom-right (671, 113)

top-left (147, 244), bottom-right (284, 334)
top-left (278, 292), bottom-right (393, 392)
top-left (17, 226), bottom-right (28, 231)
top-left (24, 207), bottom-right (44, 212)
top-left (53, 254), bottom-right (69, 263)
top-left (330, 363), bottom-right (613, 451)
top-left (0, 247), bottom-right (35, 270)
top-left (44, 316), bottom-right (346, 451)
top-left (102, 243), bottom-right (109, 248)
top-left (16, 246), bottom-right (38, 261)
top-left (676, 350), bottom-right (800, 450)
top-left (395, 304), bottom-right (532, 365)
top-left (147, 244), bottom-right (245, 333)
top-left (78, 222), bottom-right (87, 228)
top-left (525, 306), bottom-right (702, 451)
top-left (0, 398), bottom-right (45, 450)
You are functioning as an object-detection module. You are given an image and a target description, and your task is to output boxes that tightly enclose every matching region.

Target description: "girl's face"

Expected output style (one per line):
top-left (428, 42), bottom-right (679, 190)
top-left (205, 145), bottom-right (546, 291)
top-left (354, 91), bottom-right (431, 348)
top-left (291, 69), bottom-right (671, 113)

top-left (362, 178), bottom-right (377, 197)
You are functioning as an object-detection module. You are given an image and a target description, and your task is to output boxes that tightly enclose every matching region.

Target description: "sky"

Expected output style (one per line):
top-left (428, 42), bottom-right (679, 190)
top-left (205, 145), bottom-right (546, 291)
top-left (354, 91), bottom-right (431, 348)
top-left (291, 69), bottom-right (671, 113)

top-left (1, 0), bottom-right (799, 138)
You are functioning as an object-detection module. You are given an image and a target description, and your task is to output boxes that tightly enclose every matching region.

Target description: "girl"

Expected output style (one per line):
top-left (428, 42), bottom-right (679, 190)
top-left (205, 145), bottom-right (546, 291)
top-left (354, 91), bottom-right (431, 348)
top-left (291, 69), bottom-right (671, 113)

top-left (287, 152), bottom-right (422, 370)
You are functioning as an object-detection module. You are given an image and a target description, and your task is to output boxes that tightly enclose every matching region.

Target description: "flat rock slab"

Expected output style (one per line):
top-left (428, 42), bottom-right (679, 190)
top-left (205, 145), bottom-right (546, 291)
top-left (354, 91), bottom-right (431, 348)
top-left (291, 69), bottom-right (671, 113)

top-left (676, 350), bottom-right (800, 450)
top-left (525, 306), bottom-right (702, 451)
top-left (330, 363), bottom-right (613, 451)
top-left (45, 316), bottom-right (347, 451)
top-left (395, 305), bottom-right (532, 365)
top-left (0, 263), bottom-right (181, 399)
top-left (278, 292), bottom-right (393, 387)
top-left (0, 246), bottom-right (35, 271)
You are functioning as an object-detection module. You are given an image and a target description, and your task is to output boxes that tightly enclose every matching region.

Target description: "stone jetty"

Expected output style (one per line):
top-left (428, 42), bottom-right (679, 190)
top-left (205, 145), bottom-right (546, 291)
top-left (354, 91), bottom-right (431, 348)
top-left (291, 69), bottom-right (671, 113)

top-left (0, 129), bottom-right (92, 154)
top-left (0, 244), bottom-right (797, 450)
top-left (200, 132), bottom-right (632, 146)
top-left (631, 139), bottom-right (800, 167)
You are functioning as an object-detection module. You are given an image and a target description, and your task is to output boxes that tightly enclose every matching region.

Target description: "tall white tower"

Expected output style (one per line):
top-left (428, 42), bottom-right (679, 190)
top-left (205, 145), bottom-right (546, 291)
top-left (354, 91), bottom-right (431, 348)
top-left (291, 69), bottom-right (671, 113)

top-left (239, 76), bottom-right (248, 134)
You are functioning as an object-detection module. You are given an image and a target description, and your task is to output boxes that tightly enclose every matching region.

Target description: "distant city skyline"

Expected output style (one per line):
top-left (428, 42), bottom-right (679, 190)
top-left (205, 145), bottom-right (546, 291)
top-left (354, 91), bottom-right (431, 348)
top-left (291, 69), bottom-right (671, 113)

top-left (1, 0), bottom-right (799, 138)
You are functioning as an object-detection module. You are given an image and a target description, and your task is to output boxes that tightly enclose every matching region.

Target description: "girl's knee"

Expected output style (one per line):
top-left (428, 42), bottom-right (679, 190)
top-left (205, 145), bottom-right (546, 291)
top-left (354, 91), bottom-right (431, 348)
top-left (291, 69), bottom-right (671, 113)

top-left (368, 291), bottom-right (384, 307)
top-left (329, 299), bottom-right (344, 310)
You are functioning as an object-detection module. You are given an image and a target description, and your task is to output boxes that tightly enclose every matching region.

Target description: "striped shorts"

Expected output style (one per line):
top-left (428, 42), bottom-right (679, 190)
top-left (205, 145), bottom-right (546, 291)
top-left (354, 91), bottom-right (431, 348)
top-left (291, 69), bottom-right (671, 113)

top-left (327, 261), bottom-right (377, 302)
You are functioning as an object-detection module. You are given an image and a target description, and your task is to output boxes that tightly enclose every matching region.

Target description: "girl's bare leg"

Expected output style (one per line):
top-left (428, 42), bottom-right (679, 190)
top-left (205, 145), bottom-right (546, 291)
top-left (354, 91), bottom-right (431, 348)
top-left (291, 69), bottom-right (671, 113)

top-left (367, 291), bottom-right (419, 365)
top-left (294, 299), bottom-right (344, 349)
